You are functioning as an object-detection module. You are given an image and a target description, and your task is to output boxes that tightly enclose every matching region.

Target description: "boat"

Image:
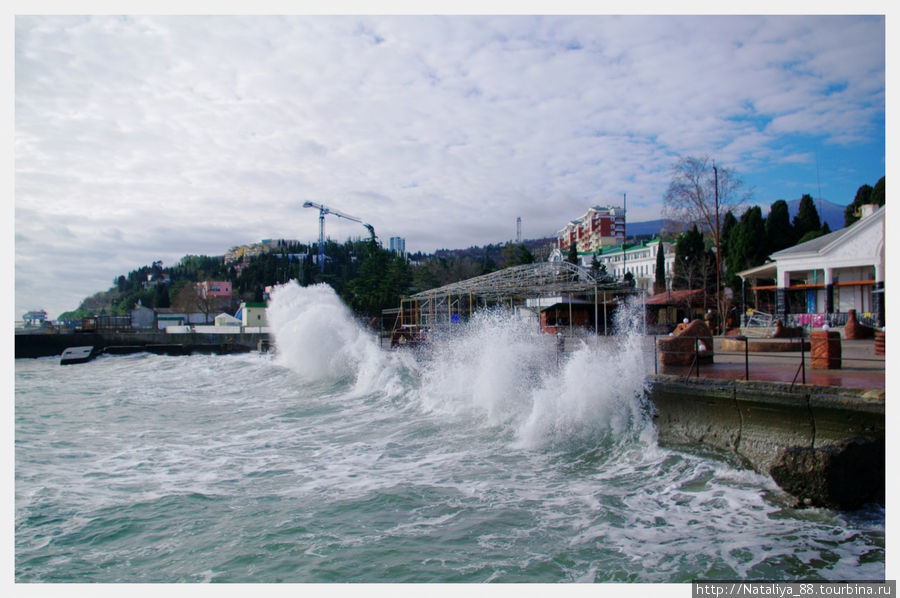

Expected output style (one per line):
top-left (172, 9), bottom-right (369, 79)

top-left (60, 346), bottom-right (96, 365)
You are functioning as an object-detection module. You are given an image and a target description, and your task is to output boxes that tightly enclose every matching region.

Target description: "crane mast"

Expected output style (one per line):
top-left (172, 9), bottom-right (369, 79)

top-left (302, 201), bottom-right (376, 272)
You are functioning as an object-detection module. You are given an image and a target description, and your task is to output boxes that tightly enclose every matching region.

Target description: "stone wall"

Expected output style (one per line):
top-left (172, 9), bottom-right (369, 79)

top-left (647, 375), bottom-right (884, 509)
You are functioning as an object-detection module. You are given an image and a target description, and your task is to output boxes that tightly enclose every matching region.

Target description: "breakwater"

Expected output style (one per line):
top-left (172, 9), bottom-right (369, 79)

top-left (647, 375), bottom-right (884, 509)
top-left (15, 330), bottom-right (269, 359)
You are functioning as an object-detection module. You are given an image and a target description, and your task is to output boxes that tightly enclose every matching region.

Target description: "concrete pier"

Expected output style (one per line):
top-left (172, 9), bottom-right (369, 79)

top-left (647, 375), bottom-right (884, 509)
top-left (15, 330), bottom-right (269, 359)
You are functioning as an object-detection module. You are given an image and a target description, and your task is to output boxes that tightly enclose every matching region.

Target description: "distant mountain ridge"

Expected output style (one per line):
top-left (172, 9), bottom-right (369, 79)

top-left (783, 197), bottom-right (846, 231)
top-left (624, 198), bottom-right (848, 238)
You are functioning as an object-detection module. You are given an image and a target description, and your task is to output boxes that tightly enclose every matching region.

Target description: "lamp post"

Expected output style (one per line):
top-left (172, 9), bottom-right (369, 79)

top-left (714, 165), bottom-right (721, 336)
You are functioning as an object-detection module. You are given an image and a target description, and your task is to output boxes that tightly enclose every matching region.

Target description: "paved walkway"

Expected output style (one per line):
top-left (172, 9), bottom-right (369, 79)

top-left (655, 337), bottom-right (885, 390)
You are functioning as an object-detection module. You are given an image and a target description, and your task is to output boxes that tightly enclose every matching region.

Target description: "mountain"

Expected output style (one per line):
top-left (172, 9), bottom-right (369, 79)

top-left (626, 219), bottom-right (685, 237)
top-left (783, 197), bottom-right (847, 231)
top-left (623, 199), bottom-right (848, 238)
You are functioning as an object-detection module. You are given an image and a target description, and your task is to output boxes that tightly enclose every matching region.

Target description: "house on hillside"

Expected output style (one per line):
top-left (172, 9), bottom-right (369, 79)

top-left (737, 204), bottom-right (884, 327)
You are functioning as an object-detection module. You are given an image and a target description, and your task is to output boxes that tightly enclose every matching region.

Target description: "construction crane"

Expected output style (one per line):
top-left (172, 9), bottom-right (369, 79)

top-left (302, 201), bottom-right (377, 272)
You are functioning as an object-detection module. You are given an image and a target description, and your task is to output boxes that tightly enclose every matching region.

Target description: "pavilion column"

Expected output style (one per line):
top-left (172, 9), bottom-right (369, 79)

top-left (823, 267), bottom-right (834, 314)
top-left (874, 262), bottom-right (885, 327)
top-left (776, 268), bottom-right (791, 321)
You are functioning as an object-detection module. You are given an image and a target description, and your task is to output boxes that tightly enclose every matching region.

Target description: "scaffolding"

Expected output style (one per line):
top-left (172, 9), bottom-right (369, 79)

top-left (391, 261), bottom-right (642, 337)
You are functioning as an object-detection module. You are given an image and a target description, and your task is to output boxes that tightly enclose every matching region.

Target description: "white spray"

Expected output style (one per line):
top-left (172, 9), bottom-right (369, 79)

top-left (266, 282), bottom-right (407, 397)
top-left (267, 282), bottom-right (651, 450)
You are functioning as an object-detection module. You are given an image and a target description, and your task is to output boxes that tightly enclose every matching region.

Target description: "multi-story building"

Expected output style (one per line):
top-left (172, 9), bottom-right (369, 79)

top-left (593, 240), bottom-right (676, 293)
top-left (549, 239), bottom-right (676, 294)
top-left (389, 236), bottom-right (406, 257)
top-left (557, 206), bottom-right (625, 253)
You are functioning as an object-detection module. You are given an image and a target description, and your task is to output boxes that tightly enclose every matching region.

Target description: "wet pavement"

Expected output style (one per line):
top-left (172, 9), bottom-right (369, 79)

top-left (655, 337), bottom-right (885, 390)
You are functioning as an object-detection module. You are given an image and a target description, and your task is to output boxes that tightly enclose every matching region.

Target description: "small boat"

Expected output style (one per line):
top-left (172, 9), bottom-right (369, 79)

top-left (60, 346), bottom-right (96, 365)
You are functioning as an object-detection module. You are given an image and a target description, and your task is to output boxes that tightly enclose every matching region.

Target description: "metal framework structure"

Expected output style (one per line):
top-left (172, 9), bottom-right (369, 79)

top-left (392, 261), bottom-right (642, 335)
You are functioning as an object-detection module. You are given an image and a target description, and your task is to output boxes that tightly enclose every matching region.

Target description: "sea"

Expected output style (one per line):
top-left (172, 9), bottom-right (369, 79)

top-left (14, 282), bottom-right (885, 584)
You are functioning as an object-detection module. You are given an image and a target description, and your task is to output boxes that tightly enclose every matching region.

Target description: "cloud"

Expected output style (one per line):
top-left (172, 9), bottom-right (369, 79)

top-left (14, 15), bottom-right (885, 319)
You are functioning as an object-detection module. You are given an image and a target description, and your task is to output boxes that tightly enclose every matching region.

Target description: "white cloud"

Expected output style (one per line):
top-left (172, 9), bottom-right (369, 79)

top-left (14, 14), bottom-right (885, 319)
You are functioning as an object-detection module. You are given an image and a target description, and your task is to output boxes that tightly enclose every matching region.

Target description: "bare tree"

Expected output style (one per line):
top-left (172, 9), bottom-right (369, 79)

top-left (664, 155), bottom-right (751, 330)
top-left (171, 282), bottom-right (230, 323)
top-left (663, 155), bottom-right (749, 234)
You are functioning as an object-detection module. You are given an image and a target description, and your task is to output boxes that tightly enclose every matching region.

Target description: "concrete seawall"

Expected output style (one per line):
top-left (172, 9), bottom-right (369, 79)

top-left (15, 330), bottom-right (269, 359)
top-left (646, 375), bottom-right (884, 509)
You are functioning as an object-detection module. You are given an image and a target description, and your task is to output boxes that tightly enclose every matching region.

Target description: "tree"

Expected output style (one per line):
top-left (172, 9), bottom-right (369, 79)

top-left (673, 225), bottom-right (715, 292)
top-left (653, 239), bottom-right (666, 294)
top-left (792, 194), bottom-right (821, 240)
top-left (664, 155), bottom-right (750, 319)
top-left (501, 243), bottom-right (534, 267)
top-left (845, 177), bottom-right (885, 226)
top-left (844, 184), bottom-right (873, 227)
top-left (765, 199), bottom-right (795, 255)
top-left (590, 254), bottom-right (601, 280)
top-left (719, 211), bottom-right (738, 259)
top-left (347, 250), bottom-right (412, 317)
top-left (566, 242), bottom-right (578, 265)
top-left (663, 155), bottom-right (750, 238)
top-left (727, 206), bottom-right (766, 274)
top-left (871, 176), bottom-right (885, 206)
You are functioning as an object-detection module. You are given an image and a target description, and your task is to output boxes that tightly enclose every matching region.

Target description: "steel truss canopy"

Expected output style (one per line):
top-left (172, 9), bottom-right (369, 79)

top-left (410, 261), bottom-right (631, 302)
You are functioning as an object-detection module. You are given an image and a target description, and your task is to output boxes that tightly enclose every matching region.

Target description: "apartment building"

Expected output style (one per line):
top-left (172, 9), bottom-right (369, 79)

top-left (557, 206), bottom-right (625, 253)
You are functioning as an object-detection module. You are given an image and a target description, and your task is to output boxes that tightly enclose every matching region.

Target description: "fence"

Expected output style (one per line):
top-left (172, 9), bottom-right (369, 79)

top-left (652, 332), bottom-right (883, 390)
top-left (742, 311), bottom-right (878, 329)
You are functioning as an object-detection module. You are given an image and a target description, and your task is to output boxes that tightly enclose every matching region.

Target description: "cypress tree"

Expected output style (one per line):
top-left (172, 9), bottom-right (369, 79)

top-left (566, 242), bottom-right (578, 265)
top-left (653, 239), bottom-right (666, 294)
top-left (871, 176), bottom-right (885, 207)
top-left (793, 194), bottom-right (821, 239)
top-left (765, 199), bottom-right (795, 254)
top-left (728, 206), bottom-right (766, 274)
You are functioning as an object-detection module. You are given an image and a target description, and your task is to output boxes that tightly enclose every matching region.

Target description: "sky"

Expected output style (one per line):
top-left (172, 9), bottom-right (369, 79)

top-left (13, 10), bottom-right (888, 320)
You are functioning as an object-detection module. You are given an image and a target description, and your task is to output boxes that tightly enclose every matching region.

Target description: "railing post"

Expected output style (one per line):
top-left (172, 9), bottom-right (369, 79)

top-left (801, 332), bottom-right (806, 385)
top-left (744, 336), bottom-right (749, 380)
top-left (654, 336), bottom-right (658, 375)
top-left (695, 336), bottom-right (700, 378)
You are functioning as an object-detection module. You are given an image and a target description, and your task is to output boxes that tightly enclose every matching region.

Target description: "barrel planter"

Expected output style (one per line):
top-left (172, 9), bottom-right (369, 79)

top-left (810, 330), bottom-right (841, 369)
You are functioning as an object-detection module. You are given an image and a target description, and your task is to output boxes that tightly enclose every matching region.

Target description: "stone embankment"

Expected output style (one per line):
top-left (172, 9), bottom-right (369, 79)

top-left (15, 330), bottom-right (269, 359)
top-left (646, 375), bottom-right (884, 509)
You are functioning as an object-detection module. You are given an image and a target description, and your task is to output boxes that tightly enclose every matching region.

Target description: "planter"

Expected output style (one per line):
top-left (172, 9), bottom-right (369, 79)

top-left (810, 330), bottom-right (841, 369)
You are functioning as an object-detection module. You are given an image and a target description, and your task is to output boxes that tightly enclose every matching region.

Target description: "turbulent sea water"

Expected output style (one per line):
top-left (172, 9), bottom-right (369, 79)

top-left (15, 283), bottom-right (885, 583)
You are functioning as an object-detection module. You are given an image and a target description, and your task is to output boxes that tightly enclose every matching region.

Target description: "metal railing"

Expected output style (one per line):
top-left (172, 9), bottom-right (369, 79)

top-left (652, 332), bottom-right (884, 389)
top-left (742, 311), bottom-right (879, 329)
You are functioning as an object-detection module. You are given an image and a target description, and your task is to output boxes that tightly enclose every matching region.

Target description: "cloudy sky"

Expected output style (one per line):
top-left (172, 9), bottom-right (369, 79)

top-left (14, 12), bottom-right (886, 319)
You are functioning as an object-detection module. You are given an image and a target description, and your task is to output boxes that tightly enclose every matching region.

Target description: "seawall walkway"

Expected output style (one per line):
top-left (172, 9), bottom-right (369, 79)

top-left (645, 336), bottom-right (885, 510)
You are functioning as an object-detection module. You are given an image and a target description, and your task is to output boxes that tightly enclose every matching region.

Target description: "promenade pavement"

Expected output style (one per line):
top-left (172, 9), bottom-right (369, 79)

top-left (655, 337), bottom-right (886, 390)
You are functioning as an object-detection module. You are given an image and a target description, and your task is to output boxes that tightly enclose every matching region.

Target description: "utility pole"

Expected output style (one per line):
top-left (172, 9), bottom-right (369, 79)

top-left (714, 165), bottom-right (721, 336)
top-left (622, 192), bottom-right (627, 286)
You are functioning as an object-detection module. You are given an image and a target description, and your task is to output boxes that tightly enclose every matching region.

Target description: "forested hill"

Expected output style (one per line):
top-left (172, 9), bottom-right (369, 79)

top-left (56, 237), bottom-right (551, 323)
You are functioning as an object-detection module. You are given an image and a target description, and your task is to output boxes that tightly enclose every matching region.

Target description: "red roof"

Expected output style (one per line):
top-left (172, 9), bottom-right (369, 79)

top-left (644, 289), bottom-right (705, 306)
